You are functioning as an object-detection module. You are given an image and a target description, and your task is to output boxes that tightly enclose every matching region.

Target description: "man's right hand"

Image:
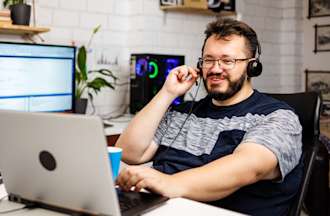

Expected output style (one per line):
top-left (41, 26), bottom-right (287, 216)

top-left (161, 65), bottom-right (199, 98)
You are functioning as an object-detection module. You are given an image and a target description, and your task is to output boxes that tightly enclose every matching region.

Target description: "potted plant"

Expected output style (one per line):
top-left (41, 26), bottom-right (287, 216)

top-left (3, 0), bottom-right (31, 25)
top-left (75, 25), bottom-right (118, 114)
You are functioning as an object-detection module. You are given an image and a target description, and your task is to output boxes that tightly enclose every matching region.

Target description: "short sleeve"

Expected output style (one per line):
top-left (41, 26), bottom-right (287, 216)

top-left (153, 110), bottom-right (172, 145)
top-left (241, 109), bottom-right (302, 180)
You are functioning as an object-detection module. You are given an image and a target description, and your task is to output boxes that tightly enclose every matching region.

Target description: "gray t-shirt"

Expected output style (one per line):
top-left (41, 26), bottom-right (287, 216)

top-left (152, 90), bottom-right (303, 215)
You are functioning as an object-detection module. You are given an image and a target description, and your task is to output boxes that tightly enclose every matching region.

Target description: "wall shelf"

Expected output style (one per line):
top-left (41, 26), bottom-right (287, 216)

top-left (0, 24), bottom-right (50, 35)
top-left (160, 5), bottom-right (236, 16)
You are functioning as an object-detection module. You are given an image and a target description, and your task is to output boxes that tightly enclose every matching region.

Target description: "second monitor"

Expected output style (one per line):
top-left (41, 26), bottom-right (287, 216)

top-left (0, 42), bottom-right (75, 113)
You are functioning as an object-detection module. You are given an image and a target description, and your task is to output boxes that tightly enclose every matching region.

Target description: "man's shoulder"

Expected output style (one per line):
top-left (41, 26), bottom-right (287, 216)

top-left (251, 91), bottom-right (295, 115)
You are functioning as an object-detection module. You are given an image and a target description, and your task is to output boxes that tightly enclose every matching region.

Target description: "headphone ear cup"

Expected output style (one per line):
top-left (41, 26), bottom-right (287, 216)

top-left (247, 59), bottom-right (263, 77)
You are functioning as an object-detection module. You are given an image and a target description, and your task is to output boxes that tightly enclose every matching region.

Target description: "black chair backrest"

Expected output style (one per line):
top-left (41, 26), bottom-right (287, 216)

top-left (266, 92), bottom-right (322, 216)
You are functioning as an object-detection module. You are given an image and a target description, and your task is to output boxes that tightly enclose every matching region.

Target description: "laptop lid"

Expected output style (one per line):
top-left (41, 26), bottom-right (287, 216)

top-left (0, 110), bottom-right (121, 215)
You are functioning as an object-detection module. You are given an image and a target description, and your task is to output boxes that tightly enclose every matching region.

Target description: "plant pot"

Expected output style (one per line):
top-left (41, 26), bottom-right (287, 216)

top-left (10, 3), bottom-right (31, 26)
top-left (75, 98), bottom-right (88, 114)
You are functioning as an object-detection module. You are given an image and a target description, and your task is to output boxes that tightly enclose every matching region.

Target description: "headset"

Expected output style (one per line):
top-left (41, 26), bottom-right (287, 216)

top-left (197, 39), bottom-right (263, 78)
top-left (246, 41), bottom-right (263, 77)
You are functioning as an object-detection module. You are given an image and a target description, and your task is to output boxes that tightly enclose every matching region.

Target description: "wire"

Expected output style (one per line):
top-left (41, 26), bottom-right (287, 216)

top-left (156, 77), bottom-right (203, 158)
top-left (0, 206), bottom-right (26, 214)
top-left (0, 203), bottom-right (37, 214)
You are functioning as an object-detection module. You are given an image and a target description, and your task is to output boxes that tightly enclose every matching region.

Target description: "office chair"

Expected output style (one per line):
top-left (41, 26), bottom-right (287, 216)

top-left (267, 92), bottom-right (328, 216)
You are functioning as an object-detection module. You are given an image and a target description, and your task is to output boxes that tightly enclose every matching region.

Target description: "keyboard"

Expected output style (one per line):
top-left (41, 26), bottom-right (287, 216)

top-left (116, 188), bottom-right (169, 216)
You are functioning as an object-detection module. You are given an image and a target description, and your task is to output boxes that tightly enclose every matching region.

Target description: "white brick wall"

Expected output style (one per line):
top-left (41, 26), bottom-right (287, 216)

top-left (239, 0), bottom-right (304, 93)
top-left (53, 10), bottom-right (80, 27)
top-left (0, 0), bottom-right (305, 115)
top-left (59, 0), bottom-right (87, 11)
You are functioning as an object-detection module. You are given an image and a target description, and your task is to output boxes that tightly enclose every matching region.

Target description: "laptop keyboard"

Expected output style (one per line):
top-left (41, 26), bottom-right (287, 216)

top-left (116, 188), bottom-right (169, 216)
top-left (118, 194), bottom-right (141, 212)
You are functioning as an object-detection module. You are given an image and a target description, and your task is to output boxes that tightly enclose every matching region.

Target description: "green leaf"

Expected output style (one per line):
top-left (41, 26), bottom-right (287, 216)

top-left (3, 0), bottom-right (24, 7)
top-left (77, 46), bottom-right (87, 81)
top-left (93, 25), bottom-right (101, 34)
top-left (3, 0), bottom-right (10, 7)
top-left (87, 77), bottom-right (115, 95)
top-left (89, 69), bottom-right (118, 81)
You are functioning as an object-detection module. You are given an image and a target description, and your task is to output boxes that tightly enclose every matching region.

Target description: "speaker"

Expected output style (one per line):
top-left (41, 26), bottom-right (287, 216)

top-left (247, 42), bottom-right (263, 77)
top-left (130, 54), bottom-right (185, 114)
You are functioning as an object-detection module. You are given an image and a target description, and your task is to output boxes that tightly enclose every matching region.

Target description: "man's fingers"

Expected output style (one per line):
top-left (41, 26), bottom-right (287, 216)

top-left (177, 66), bottom-right (189, 81)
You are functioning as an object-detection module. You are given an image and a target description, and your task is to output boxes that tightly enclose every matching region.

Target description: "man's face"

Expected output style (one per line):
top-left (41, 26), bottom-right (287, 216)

top-left (201, 34), bottom-right (250, 101)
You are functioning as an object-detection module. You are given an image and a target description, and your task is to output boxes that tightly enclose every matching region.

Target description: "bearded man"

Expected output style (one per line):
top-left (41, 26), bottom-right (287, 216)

top-left (115, 18), bottom-right (303, 216)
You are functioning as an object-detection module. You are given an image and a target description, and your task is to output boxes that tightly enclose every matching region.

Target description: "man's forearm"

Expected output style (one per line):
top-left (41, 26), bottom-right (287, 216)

top-left (115, 89), bottom-right (176, 164)
top-left (171, 143), bottom-right (279, 201)
top-left (171, 155), bottom-right (247, 201)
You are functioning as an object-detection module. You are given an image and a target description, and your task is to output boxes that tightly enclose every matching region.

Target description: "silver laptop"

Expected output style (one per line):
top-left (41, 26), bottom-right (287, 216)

top-left (0, 110), bottom-right (168, 216)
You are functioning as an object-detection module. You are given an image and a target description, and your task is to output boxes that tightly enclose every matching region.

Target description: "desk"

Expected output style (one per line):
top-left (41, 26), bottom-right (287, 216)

top-left (0, 185), bottom-right (245, 216)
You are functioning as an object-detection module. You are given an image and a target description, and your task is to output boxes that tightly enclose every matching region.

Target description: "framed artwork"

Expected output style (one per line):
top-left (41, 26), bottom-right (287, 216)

top-left (308, 0), bottom-right (330, 18)
top-left (314, 24), bottom-right (330, 53)
top-left (305, 70), bottom-right (330, 116)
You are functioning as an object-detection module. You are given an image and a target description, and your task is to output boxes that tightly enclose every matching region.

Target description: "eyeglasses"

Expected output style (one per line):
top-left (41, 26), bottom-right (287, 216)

top-left (198, 57), bottom-right (253, 70)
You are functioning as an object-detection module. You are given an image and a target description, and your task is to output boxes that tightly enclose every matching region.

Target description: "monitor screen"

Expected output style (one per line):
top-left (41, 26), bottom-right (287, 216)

top-left (0, 42), bottom-right (75, 112)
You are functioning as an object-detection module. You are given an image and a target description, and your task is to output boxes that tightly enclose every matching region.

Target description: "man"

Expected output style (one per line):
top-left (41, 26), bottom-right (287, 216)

top-left (115, 18), bottom-right (303, 216)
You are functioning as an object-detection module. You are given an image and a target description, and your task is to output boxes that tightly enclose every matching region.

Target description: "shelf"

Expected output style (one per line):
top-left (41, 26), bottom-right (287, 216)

top-left (160, 5), bottom-right (236, 16)
top-left (0, 24), bottom-right (50, 35)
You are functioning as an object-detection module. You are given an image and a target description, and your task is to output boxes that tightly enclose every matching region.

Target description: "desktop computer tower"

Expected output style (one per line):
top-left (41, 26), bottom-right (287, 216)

top-left (130, 53), bottom-right (185, 114)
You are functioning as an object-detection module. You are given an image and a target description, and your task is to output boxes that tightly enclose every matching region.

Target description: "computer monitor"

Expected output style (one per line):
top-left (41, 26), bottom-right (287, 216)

top-left (0, 42), bottom-right (75, 112)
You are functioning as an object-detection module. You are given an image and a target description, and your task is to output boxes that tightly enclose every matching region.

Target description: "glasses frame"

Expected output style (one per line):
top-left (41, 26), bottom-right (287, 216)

top-left (198, 57), bottom-right (253, 70)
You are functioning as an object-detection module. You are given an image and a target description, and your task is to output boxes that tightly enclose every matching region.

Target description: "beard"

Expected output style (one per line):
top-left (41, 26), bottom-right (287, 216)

top-left (203, 72), bottom-right (246, 101)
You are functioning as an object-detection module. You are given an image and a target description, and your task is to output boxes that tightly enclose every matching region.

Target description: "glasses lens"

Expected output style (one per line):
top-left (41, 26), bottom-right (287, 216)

top-left (201, 58), bottom-right (236, 70)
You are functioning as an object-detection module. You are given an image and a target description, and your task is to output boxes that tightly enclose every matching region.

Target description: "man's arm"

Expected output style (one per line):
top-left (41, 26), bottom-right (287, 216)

top-left (115, 66), bottom-right (199, 164)
top-left (172, 142), bottom-right (279, 201)
top-left (115, 90), bottom-right (174, 164)
top-left (116, 142), bottom-right (279, 201)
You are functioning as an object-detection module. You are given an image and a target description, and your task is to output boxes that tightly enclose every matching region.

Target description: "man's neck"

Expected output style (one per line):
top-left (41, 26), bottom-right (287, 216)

top-left (212, 83), bottom-right (254, 107)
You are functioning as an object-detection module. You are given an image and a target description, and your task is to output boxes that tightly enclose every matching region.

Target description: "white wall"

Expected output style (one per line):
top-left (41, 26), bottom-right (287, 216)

top-left (303, 0), bottom-right (330, 71)
top-left (0, 0), bottom-right (305, 117)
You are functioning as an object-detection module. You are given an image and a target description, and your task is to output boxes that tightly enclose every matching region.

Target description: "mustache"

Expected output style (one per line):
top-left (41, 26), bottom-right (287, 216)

top-left (206, 72), bottom-right (227, 79)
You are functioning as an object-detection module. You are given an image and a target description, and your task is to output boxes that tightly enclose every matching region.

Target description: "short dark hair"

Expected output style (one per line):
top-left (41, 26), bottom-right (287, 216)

top-left (201, 18), bottom-right (260, 58)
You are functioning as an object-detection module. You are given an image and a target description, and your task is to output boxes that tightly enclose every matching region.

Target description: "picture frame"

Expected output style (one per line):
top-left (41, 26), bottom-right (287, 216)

top-left (305, 70), bottom-right (330, 116)
top-left (308, 0), bottom-right (330, 18)
top-left (314, 24), bottom-right (330, 53)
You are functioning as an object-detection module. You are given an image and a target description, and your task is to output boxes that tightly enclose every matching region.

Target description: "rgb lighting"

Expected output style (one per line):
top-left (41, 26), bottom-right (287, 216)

top-left (148, 61), bottom-right (159, 79)
top-left (136, 58), bottom-right (148, 77)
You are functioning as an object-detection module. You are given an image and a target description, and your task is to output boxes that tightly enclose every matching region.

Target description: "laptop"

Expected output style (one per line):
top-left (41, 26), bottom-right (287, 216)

top-left (0, 110), bottom-right (168, 216)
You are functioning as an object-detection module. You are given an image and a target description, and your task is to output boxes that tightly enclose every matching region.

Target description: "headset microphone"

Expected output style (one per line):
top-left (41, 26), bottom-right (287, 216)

top-left (196, 61), bottom-right (202, 86)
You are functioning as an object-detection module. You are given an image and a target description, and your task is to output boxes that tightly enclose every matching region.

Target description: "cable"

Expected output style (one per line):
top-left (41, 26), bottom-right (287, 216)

top-left (0, 203), bottom-right (37, 214)
top-left (156, 77), bottom-right (203, 159)
top-left (0, 206), bottom-right (26, 214)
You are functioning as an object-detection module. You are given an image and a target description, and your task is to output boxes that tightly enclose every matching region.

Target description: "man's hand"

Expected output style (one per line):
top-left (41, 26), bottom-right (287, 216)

top-left (161, 65), bottom-right (199, 98)
top-left (116, 165), bottom-right (185, 198)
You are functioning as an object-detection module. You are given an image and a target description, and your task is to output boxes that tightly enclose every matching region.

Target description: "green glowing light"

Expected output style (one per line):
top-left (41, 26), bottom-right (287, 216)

top-left (148, 61), bottom-right (159, 79)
